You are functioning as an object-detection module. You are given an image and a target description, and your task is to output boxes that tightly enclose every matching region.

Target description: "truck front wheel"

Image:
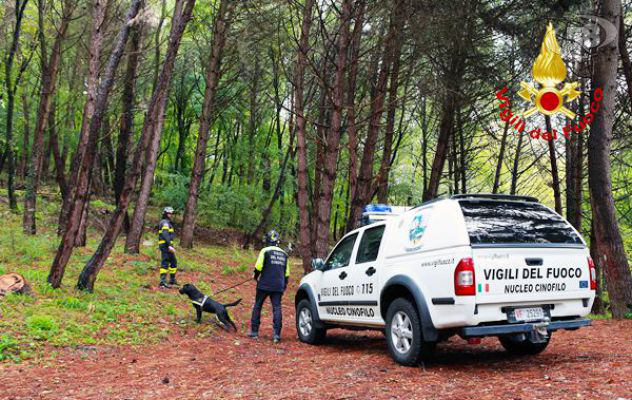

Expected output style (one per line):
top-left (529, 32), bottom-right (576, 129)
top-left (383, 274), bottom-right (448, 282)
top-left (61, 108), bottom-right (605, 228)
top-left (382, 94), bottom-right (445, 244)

top-left (296, 299), bottom-right (326, 344)
top-left (499, 334), bottom-right (551, 355)
top-left (385, 298), bottom-right (436, 366)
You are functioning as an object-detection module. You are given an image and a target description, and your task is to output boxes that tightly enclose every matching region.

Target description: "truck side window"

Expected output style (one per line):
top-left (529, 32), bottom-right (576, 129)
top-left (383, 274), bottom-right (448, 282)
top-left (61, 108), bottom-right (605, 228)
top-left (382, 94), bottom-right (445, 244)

top-left (355, 225), bottom-right (385, 264)
top-left (325, 233), bottom-right (358, 270)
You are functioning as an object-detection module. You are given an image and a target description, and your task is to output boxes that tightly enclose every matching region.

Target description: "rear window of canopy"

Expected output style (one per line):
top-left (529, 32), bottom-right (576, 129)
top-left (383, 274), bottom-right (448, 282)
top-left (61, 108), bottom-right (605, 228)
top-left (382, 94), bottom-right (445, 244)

top-left (459, 200), bottom-right (583, 245)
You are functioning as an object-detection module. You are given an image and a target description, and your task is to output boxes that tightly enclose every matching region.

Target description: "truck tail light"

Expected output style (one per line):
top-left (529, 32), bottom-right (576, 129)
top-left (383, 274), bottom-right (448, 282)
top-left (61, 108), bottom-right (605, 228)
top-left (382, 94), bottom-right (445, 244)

top-left (454, 258), bottom-right (476, 296)
top-left (588, 257), bottom-right (597, 290)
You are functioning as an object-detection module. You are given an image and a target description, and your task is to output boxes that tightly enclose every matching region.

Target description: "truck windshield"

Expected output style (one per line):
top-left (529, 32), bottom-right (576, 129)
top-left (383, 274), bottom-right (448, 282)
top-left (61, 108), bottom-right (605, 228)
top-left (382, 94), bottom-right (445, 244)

top-left (459, 200), bottom-right (583, 245)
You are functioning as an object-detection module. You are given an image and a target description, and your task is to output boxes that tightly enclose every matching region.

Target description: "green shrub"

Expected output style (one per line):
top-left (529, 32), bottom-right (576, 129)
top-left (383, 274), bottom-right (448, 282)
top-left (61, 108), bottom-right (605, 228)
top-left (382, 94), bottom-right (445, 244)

top-left (26, 315), bottom-right (59, 340)
top-left (56, 296), bottom-right (87, 311)
top-left (0, 335), bottom-right (20, 362)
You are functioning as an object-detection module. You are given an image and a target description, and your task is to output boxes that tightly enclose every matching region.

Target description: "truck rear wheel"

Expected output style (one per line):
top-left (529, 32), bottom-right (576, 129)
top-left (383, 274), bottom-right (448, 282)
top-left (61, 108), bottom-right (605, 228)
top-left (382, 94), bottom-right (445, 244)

top-left (296, 299), bottom-right (326, 344)
top-left (385, 298), bottom-right (436, 366)
top-left (499, 334), bottom-right (551, 355)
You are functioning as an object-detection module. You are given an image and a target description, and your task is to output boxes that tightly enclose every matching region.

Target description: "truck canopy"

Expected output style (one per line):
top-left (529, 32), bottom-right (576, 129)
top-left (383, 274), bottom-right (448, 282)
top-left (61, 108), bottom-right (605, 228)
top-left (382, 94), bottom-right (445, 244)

top-left (458, 200), bottom-right (584, 246)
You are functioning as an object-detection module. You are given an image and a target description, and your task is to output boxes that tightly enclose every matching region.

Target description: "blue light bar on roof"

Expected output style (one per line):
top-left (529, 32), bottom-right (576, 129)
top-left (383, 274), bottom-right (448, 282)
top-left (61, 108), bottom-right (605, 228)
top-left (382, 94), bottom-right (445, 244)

top-left (363, 204), bottom-right (392, 213)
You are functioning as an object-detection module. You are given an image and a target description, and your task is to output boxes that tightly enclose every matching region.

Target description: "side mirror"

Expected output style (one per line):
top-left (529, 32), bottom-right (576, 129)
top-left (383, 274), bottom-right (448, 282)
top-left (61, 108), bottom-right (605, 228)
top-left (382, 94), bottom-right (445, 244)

top-left (311, 258), bottom-right (325, 271)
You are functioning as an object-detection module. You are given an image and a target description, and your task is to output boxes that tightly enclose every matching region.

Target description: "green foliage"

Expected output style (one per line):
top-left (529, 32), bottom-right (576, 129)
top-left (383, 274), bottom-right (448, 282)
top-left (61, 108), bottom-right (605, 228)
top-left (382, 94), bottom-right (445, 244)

top-left (26, 315), bottom-right (59, 340)
top-left (0, 335), bottom-right (22, 362)
top-left (153, 171), bottom-right (191, 212)
top-left (0, 195), bottom-right (267, 364)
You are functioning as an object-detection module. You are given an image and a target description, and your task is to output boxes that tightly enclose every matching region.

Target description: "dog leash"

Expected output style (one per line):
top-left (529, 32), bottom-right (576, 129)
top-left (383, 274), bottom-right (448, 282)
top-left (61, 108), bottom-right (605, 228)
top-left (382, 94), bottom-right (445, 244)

top-left (214, 278), bottom-right (253, 295)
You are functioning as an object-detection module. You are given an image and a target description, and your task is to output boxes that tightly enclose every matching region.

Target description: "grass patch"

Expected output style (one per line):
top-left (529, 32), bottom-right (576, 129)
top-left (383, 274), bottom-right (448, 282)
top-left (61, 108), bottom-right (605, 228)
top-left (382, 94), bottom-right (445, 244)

top-left (0, 193), bottom-right (266, 364)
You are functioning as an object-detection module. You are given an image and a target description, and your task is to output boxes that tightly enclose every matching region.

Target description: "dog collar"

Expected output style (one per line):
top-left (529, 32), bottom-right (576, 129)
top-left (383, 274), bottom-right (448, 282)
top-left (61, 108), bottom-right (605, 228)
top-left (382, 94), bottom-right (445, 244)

top-left (192, 295), bottom-right (208, 307)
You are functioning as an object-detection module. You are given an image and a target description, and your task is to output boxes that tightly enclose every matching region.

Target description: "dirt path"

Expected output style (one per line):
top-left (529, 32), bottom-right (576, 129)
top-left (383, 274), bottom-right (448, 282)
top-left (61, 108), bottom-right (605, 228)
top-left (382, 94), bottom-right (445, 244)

top-left (2, 315), bottom-right (631, 399)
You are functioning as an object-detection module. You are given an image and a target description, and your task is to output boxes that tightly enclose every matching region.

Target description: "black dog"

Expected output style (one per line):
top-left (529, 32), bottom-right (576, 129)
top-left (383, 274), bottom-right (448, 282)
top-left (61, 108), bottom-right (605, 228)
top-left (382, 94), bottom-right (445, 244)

top-left (179, 283), bottom-right (241, 330)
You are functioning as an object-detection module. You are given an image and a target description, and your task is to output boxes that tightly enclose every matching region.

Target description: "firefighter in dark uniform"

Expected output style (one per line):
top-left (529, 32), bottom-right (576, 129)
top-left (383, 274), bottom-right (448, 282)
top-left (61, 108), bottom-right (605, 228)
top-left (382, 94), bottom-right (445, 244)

top-left (158, 207), bottom-right (178, 288)
top-left (248, 230), bottom-right (289, 343)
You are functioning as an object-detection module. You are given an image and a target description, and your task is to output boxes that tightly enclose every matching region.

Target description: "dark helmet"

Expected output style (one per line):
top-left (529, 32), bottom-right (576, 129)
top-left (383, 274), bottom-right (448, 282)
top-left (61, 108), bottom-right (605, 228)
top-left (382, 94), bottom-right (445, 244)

top-left (265, 230), bottom-right (280, 246)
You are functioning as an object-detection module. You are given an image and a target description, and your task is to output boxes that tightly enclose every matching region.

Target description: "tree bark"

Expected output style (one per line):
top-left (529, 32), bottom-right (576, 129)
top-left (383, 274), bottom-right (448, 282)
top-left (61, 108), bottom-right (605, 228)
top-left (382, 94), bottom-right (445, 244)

top-left (77, 0), bottom-right (195, 292)
top-left (23, 0), bottom-right (75, 234)
top-left (244, 129), bottom-right (296, 248)
top-left (510, 132), bottom-right (524, 195)
top-left (313, 0), bottom-right (353, 258)
top-left (48, 0), bottom-right (143, 288)
top-left (125, 0), bottom-right (187, 254)
top-left (376, 32), bottom-right (404, 204)
top-left (48, 101), bottom-right (68, 199)
top-left (492, 121), bottom-right (510, 194)
top-left (180, 0), bottom-right (235, 249)
top-left (57, 0), bottom-right (106, 236)
top-left (344, 0), bottom-right (366, 222)
top-left (587, 0), bottom-right (632, 318)
top-left (115, 21), bottom-right (143, 234)
top-left (423, 61), bottom-right (464, 201)
top-left (545, 116), bottom-right (562, 214)
top-left (293, 0), bottom-right (315, 273)
top-left (4, 0), bottom-right (29, 210)
top-left (618, 13), bottom-right (632, 109)
top-left (346, 4), bottom-right (401, 231)
top-left (19, 91), bottom-right (32, 181)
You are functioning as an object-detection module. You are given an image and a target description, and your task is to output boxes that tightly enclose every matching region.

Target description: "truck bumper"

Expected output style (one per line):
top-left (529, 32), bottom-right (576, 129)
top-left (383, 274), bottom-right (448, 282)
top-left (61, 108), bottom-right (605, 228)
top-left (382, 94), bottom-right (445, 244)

top-left (461, 318), bottom-right (591, 338)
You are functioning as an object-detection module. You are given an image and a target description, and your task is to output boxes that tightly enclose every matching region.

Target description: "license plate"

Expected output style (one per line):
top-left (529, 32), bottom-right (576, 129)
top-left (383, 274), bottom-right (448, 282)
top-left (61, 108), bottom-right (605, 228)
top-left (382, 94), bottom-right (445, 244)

top-left (513, 307), bottom-right (545, 322)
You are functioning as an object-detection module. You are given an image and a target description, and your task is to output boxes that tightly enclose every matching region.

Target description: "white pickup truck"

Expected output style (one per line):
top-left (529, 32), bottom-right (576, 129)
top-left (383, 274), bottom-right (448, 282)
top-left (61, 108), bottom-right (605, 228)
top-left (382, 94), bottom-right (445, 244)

top-left (294, 194), bottom-right (595, 366)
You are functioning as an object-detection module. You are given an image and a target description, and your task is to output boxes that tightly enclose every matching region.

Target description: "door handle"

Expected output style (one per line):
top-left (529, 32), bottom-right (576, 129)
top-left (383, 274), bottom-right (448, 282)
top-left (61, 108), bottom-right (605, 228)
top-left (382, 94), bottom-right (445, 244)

top-left (525, 258), bottom-right (543, 266)
top-left (339, 271), bottom-right (347, 280)
top-left (365, 267), bottom-right (376, 276)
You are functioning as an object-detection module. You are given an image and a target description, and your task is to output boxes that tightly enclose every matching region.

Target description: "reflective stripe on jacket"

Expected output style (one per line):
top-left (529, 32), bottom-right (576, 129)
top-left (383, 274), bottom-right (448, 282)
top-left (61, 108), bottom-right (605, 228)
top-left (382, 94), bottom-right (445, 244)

top-left (158, 219), bottom-right (175, 247)
top-left (255, 246), bottom-right (289, 292)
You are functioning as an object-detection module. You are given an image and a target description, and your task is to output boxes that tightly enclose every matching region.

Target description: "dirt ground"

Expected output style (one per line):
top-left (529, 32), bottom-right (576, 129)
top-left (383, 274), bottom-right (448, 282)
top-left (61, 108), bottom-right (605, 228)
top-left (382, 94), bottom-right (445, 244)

top-left (1, 275), bottom-right (631, 400)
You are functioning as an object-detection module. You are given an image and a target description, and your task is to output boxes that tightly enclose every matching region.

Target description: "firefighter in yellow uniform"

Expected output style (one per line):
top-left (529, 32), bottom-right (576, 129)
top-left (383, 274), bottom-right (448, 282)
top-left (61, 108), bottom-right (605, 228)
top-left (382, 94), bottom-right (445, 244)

top-left (158, 207), bottom-right (178, 288)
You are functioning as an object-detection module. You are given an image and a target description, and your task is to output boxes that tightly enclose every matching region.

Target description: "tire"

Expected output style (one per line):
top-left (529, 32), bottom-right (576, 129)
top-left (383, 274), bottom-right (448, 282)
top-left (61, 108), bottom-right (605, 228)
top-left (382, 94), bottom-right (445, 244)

top-left (296, 299), bottom-right (326, 344)
top-left (385, 298), bottom-right (436, 366)
top-left (499, 333), bottom-right (551, 356)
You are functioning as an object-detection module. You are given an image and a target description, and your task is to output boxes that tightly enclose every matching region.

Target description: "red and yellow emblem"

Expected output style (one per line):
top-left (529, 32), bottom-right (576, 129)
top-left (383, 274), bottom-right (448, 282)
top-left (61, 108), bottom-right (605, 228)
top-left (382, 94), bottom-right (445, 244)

top-left (518, 23), bottom-right (581, 119)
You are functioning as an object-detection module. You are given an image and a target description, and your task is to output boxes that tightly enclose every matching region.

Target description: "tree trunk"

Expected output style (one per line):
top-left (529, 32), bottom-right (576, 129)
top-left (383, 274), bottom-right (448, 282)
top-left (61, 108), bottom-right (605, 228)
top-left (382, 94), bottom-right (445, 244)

top-left (245, 130), bottom-right (296, 248)
top-left (423, 6), bottom-right (469, 202)
top-left (312, 0), bottom-right (353, 258)
top-left (424, 90), bottom-right (457, 201)
top-left (48, 101), bottom-right (68, 199)
top-left (77, 0), bottom-right (195, 291)
top-left (293, 0), bottom-right (315, 274)
top-left (588, 0), bottom-right (632, 319)
top-left (4, 0), bottom-right (29, 210)
top-left (510, 132), bottom-right (524, 195)
top-left (125, 0), bottom-right (186, 254)
top-left (619, 13), bottom-right (632, 109)
top-left (346, 5), bottom-right (400, 231)
top-left (57, 0), bottom-right (105, 235)
top-left (180, 0), bottom-right (235, 249)
top-left (545, 116), bottom-right (562, 214)
top-left (492, 121), bottom-right (510, 194)
top-left (23, 0), bottom-right (75, 234)
top-left (566, 89), bottom-right (585, 231)
top-left (589, 221), bottom-right (605, 314)
top-left (458, 110), bottom-right (467, 192)
top-left (376, 33), bottom-right (403, 203)
top-left (48, 0), bottom-right (143, 288)
top-left (19, 91), bottom-right (31, 181)
top-left (115, 21), bottom-right (143, 234)
top-left (345, 0), bottom-right (366, 225)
